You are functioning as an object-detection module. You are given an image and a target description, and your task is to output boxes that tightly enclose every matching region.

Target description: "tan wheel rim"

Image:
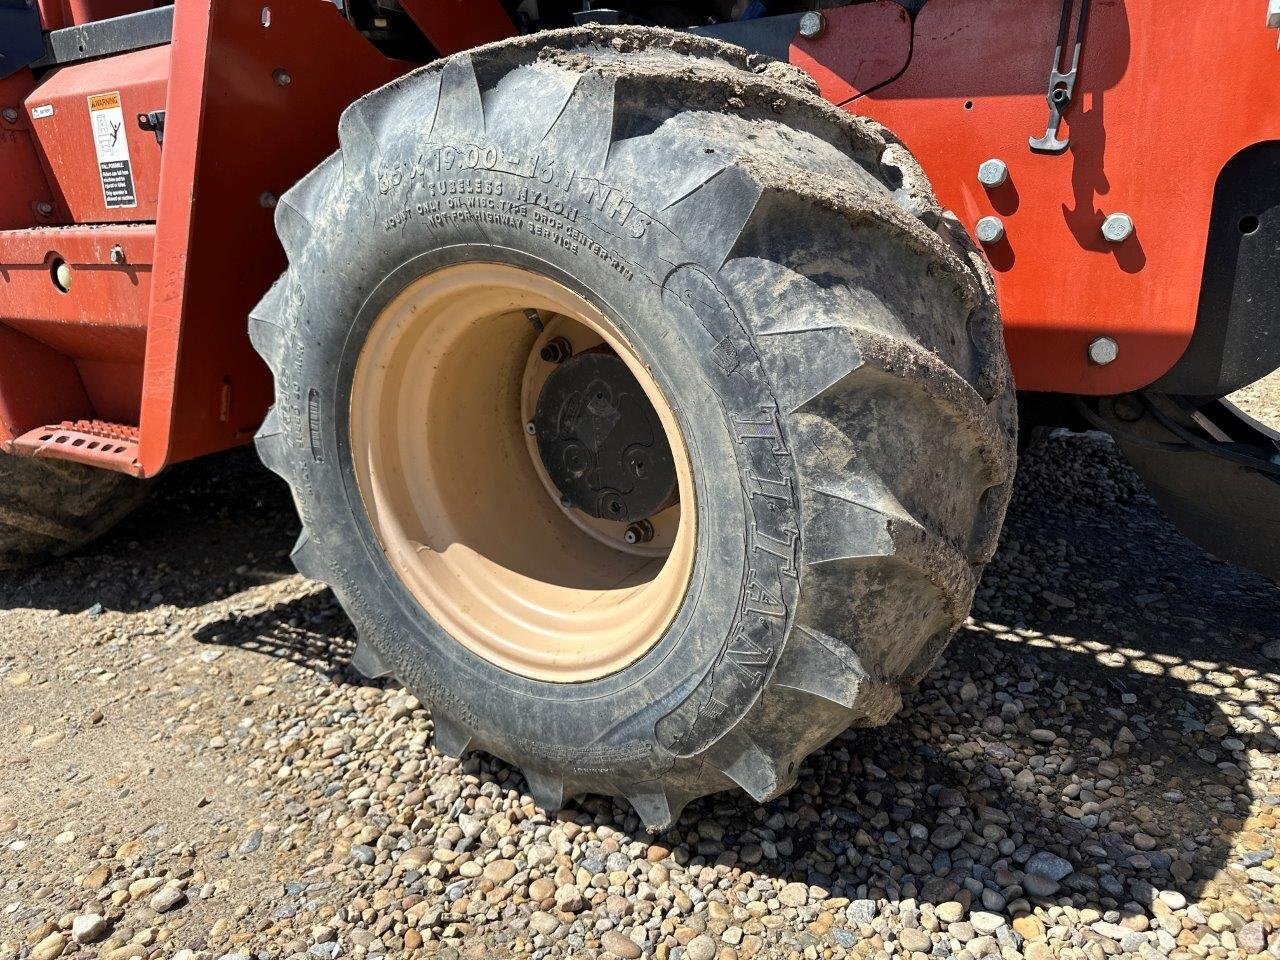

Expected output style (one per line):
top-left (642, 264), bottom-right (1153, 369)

top-left (350, 263), bottom-right (696, 683)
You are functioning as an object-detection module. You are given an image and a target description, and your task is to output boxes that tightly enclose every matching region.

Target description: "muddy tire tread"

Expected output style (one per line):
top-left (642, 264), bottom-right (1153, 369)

top-left (251, 26), bottom-right (1016, 829)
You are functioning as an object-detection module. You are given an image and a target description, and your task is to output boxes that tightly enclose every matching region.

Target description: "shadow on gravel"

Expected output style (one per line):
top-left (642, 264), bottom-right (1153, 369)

top-left (0, 449), bottom-right (300, 615)
top-left (523, 435), bottom-right (1278, 922)
top-left (193, 591), bottom-right (361, 681)
top-left (9, 433), bottom-right (1280, 928)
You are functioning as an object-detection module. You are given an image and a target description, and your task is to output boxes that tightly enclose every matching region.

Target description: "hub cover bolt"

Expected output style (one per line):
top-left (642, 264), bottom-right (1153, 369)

top-left (1088, 336), bottom-right (1119, 365)
top-left (1101, 212), bottom-right (1134, 242)
top-left (975, 216), bottom-right (1005, 245)
top-left (799, 11), bottom-right (826, 39)
top-left (539, 337), bottom-right (572, 364)
top-left (977, 158), bottom-right (1008, 188)
top-left (624, 520), bottom-right (655, 545)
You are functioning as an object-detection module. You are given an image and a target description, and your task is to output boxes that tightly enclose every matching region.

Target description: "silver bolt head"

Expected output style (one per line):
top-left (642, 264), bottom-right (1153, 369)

top-left (272, 68), bottom-right (292, 87)
top-left (524, 421), bottom-right (537, 436)
top-left (36, 201), bottom-right (53, 216)
top-left (798, 11), bottom-right (826, 39)
top-left (109, 244), bottom-right (126, 264)
top-left (1088, 336), bottom-right (1119, 365)
top-left (975, 216), bottom-right (1005, 245)
top-left (977, 158), bottom-right (1008, 188)
top-left (1101, 212), bottom-right (1134, 243)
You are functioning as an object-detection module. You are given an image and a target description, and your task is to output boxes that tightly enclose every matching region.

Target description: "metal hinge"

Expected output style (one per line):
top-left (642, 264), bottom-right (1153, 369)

top-left (137, 110), bottom-right (165, 146)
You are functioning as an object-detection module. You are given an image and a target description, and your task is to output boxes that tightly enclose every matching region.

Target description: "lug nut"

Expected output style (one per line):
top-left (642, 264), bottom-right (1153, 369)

top-left (1088, 336), bottom-right (1119, 365)
top-left (798, 11), bottom-right (826, 39)
top-left (539, 337), bottom-right (572, 364)
top-left (975, 216), bottom-right (1005, 245)
top-left (977, 158), bottom-right (1008, 188)
top-left (624, 520), bottom-right (655, 545)
top-left (1101, 212), bottom-right (1134, 243)
top-left (109, 244), bottom-right (126, 265)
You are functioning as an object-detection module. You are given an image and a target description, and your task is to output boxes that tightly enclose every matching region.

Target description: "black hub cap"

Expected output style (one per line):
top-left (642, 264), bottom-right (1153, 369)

top-left (532, 351), bottom-right (677, 522)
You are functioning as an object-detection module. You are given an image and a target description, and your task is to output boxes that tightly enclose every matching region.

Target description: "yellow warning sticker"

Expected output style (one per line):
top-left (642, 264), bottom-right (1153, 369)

top-left (87, 92), bottom-right (121, 112)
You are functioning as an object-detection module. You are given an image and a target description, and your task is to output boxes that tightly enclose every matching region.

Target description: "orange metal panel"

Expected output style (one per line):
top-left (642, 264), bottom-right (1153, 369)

top-left (398, 0), bottom-right (518, 56)
top-left (25, 45), bottom-right (168, 224)
top-left (797, 0), bottom-right (1280, 395)
top-left (0, 72), bottom-right (58, 230)
top-left (788, 1), bottom-right (912, 105)
top-left (0, 326), bottom-right (93, 442)
top-left (139, 0), bottom-right (410, 476)
top-left (0, 223), bottom-right (151, 442)
top-left (0, 224), bottom-right (152, 361)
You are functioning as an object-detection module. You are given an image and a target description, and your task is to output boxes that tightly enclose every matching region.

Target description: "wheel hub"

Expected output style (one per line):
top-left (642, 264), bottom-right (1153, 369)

top-left (532, 351), bottom-right (678, 522)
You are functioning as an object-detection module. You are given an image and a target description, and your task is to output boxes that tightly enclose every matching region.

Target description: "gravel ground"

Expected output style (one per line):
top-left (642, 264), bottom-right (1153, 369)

top-left (1, 386), bottom-right (1278, 960)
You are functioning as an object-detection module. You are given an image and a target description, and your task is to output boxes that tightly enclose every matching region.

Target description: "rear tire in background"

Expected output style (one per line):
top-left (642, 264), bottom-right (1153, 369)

top-left (0, 454), bottom-right (148, 570)
top-left (250, 27), bottom-right (1016, 829)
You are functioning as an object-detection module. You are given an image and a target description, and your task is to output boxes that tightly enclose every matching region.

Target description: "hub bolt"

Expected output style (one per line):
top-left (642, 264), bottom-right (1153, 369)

top-left (624, 520), bottom-right (655, 545)
top-left (524, 420), bottom-right (537, 436)
top-left (539, 337), bottom-right (572, 364)
top-left (1088, 336), bottom-right (1119, 365)
top-left (273, 68), bottom-right (292, 87)
top-left (2, 108), bottom-right (17, 124)
top-left (975, 216), bottom-right (1005, 245)
top-left (977, 158), bottom-right (1008, 188)
top-left (1101, 212), bottom-right (1134, 243)
top-left (799, 11), bottom-right (826, 39)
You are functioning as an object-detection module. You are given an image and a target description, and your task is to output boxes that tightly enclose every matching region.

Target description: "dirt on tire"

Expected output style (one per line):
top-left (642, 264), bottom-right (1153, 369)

top-left (0, 454), bottom-right (149, 571)
top-left (250, 25), bottom-right (1016, 828)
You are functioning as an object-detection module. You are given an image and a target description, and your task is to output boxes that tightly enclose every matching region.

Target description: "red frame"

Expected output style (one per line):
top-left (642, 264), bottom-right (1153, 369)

top-left (1, 0), bottom-right (1277, 476)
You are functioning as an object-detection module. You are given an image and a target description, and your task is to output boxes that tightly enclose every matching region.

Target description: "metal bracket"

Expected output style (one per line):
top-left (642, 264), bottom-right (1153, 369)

top-left (34, 6), bottom-right (173, 69)
top-left (138, 109), bottom-right (165, 146)
top-left (1029, 0), bottom-right (1092, 154)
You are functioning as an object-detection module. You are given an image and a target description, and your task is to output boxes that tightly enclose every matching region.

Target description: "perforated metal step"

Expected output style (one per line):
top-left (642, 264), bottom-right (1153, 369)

top-left (2, 420), bottom-right (142, 476)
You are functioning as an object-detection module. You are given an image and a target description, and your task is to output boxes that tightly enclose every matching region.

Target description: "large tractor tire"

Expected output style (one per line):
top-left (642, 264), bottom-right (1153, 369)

top-left (0, 453), bottom-right (148, 570)
top-left (251, 27), bottom-right (1016, 829)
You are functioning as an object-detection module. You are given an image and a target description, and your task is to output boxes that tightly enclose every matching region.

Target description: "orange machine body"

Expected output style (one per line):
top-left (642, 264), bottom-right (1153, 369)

top-left (0, 0), bottom-right (1276, 476)
top-left (793, 0), bottom-right (1280, 395)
